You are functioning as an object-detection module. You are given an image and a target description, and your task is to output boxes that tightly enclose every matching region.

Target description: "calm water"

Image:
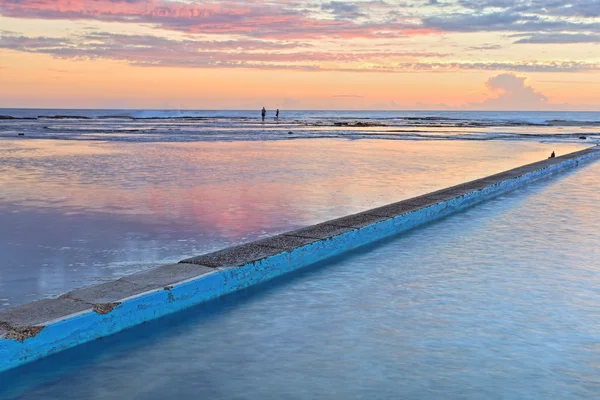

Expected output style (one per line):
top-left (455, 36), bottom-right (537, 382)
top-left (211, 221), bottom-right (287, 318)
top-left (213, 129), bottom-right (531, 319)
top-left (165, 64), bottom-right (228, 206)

top-left (2, 156), bottom-right (599, 399)
top-left (0, 139), bottom-right (587, 308)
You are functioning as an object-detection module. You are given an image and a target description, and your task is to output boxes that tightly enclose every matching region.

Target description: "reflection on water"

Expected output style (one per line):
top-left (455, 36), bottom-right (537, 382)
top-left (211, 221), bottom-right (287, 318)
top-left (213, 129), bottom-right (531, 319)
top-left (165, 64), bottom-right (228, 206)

top-left (2, 156), bottom-right (599, 399)
top-left (0, 139), bottom-right (587, 307)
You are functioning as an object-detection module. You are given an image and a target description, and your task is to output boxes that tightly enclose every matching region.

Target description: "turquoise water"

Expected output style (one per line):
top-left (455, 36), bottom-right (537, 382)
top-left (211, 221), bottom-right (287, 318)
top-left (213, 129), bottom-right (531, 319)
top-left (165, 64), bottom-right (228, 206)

top-left (2, 160), bottom-right (600, 399)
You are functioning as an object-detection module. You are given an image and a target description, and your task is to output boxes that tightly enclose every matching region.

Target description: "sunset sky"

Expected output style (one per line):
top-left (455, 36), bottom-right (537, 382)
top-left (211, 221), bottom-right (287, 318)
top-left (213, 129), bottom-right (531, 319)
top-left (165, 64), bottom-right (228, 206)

top-left (0, 0), bottom-right (598, 110)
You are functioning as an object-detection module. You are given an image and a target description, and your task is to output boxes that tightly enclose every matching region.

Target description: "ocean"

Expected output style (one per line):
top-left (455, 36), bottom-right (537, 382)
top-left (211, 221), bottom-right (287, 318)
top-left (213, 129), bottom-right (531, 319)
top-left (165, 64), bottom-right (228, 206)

top-left (1, 109), bottom-right (599, 143)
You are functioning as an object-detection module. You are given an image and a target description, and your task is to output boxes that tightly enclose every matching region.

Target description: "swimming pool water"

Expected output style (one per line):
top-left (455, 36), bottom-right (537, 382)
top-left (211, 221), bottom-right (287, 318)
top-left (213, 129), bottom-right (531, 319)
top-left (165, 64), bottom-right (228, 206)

top-left (2, 158), bottom-right (599, 399)
top-left (1, 139), bottom-right (585, 308)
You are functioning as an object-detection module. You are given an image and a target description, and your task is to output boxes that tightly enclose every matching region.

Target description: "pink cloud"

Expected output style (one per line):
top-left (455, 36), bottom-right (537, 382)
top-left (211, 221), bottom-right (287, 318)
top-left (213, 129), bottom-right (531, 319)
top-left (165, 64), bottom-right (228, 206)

top-left (2, 32), bottom-right (598, 73)
top-left (0, 31), bottom-right (445, 72)
top-left (472, 73), bottom-right (549, 109)
top-left (0, 0), bottom-right (428, 39)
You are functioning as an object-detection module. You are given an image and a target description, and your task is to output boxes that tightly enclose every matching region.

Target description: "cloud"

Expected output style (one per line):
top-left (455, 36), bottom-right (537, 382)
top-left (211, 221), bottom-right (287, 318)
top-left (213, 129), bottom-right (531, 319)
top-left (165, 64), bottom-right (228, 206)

top-left (470, 73), bottom-right (548, 110)
top-left (394, 61), bottom-right (600, 73)
top-left (322, 2), bottom-right (366, 20)
top-left (455, 0), bottom-right (600, 18)
top-left (0, 0), bottom-right (423, 39)
top-left (3, 32), bottom-right (598, 73)
top-left (423, 0), bottom-right (600, 37)
top-left (0, 31), bottom-right (446, 70)
top-left (1, 0), bottom-right (599, 41)
top-left (1, 0), bottom-right (599, 79)
top-left (423, 11), bottom-right (600, 33)
top-left (467, 44), bottom-right (502, 50)
top-left (2, 31), bottom-right (599, 74)
top-left (513, 33), bottom-right (600, 44)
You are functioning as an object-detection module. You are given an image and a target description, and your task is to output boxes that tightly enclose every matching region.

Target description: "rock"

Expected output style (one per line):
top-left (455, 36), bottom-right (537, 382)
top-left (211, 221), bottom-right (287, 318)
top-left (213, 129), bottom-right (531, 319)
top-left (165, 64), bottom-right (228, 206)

top-left (580, 136), bottom-right (587, 140)
top-left (288, 131), bottom-right (293, 134)
top-left (93, 302), bottom-right (121, 315)
top-left (4, 325), bottom-right (44, 342)
top-left (17, 133), bottom-right (24, 136)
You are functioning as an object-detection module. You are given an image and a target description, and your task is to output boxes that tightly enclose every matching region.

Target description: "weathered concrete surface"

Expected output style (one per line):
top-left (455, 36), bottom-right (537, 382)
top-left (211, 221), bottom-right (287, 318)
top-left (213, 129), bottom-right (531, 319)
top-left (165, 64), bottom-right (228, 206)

top-left (122, 263), bottom-right (214, 289)
top-left (64, 280), bottom-right (145, 305)
top-left (182, 235), bottom-right (321, 267)
top-left (367, 200), bottom-right (428, 218)
top-left (57, 264), bottom-right (215, 305)
top-left (255, 234), bottom-right (320, 252)
top-left (182, 243), bottom-right (285, 268)
top-left (327, 213), bottom-right (390, 229)
top-left (0, 298), bottom-right (91, 328)
top-left (1, 146), bottom-right (599, 374)
top-left (284, 223), bottom-right (357, 240)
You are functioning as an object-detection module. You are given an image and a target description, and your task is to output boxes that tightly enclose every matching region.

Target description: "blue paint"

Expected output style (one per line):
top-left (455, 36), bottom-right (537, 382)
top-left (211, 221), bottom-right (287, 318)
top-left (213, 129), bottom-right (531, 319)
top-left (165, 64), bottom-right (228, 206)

top-left (1, 150), bottom-right (598, 373)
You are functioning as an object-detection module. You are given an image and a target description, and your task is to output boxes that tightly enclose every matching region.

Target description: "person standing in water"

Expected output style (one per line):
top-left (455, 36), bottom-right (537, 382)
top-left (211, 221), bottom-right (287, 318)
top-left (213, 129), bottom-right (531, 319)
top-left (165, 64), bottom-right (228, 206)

top-left (261, 107), bottom-right (266, 122)
top-left (275, 109), bottom-right (279, 121)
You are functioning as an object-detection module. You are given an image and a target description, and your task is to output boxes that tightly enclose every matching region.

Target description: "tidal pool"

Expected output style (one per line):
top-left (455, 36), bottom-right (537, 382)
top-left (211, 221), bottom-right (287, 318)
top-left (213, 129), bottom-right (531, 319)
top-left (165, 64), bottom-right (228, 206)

top-left (0, 139), bottom-right (584, 308)
top-left (2, 153), bottom-right (599, 399)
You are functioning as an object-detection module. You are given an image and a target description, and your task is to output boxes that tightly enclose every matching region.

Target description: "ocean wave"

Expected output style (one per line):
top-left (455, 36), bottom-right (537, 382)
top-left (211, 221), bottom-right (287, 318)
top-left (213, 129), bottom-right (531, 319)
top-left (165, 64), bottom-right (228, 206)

top-left (38, 115), bottom-right (91, 120)
top-left (547, 119), bottom-right (600, 127)
top-left (2, 109), bottom-right (599, 146)
top-left (1, 111), bottom-right (599, 129)
top-left (0, 115), bottom-right (36, 120)
top-left (96, 115), bottom-right (135, 120)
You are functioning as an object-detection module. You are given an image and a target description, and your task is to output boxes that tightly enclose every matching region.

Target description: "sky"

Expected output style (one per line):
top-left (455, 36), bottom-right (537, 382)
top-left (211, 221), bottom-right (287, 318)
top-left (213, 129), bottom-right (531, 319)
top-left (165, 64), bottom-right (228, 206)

top-left (0, 0), bottom-right (598, 110)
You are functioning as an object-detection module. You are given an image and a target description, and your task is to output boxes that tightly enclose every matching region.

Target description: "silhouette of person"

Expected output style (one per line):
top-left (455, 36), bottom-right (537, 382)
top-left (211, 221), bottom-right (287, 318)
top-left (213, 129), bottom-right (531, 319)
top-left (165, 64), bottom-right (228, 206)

top-left (275, 109), bottom-right (279, 120)
top-left (549, 151), bottom-right (555, 158)
top-left (261, 107), bottom-right (266, 122)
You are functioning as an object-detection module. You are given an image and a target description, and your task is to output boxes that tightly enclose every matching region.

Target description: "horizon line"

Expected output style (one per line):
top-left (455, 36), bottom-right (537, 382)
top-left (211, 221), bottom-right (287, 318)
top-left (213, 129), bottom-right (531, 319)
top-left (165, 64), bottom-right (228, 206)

top-left (1, 107), bottom-right (599, 113)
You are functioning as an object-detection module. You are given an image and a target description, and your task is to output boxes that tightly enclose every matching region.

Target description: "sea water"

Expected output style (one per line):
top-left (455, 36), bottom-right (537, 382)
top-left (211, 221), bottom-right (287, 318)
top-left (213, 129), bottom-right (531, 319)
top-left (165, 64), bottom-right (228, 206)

top-left (1, 109), bottom-right (600, 143)
top-left (2, 153), bottom-right (599, 399)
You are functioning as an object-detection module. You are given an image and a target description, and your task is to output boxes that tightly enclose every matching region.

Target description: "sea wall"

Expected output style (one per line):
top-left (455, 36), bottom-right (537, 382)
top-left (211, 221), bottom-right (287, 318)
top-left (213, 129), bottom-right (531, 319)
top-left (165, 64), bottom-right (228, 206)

top-left (1, 146), bottom-right (599, 373)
